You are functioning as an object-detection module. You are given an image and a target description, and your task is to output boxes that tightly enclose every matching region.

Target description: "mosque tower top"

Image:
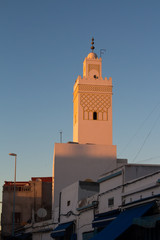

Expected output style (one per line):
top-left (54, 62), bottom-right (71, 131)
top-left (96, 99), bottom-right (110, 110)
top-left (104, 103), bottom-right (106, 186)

top-left (73, 38), bottom-right (113, 145)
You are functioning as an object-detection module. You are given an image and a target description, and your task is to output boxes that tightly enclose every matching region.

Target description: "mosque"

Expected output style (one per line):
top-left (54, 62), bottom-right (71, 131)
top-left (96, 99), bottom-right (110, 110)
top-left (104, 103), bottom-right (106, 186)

top-left (49, 39), bottom-right (160, 240)
top-left (52, 38), bottom-right (127, 209)
top-left (2, 39), bottom-right (160, 240)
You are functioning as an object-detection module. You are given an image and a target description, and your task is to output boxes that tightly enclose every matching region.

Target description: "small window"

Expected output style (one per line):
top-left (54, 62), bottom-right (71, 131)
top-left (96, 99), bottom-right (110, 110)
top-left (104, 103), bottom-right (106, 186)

top-left (67, 200), bottom-right (70, 206)
top-left (108, 197), bottom-right (114, 207)
top-left (94, 75), bottom-right (98, 79)
top-left (83, 231), bottom-right (95, 240)
top-left (93, 112), bottom-right (97, 120)
top-left (14, 212), bottom-right (21, 223)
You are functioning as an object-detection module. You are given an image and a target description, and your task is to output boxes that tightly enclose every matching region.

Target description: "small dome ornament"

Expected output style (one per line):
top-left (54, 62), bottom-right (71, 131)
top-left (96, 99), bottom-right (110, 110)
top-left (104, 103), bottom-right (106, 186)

top-left (87, 52), bottom-right (98, 59)
top-left (87, 37), bottom-right (97, 59)
top-left (91, 37), bottom-right (95, 52)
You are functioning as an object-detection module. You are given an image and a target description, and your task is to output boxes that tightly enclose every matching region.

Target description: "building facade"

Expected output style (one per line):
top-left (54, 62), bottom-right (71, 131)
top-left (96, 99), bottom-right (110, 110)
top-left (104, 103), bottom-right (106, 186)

top-left (50, 165), bottom-right (160, 240)
top-left (1, 177), bottom-right (52, 239)
top-left (49, 40), bottom-right (160, 240)
top-left (73, 48), bottom-right (113, 145)
top-left (3, 39), bottom-right (160, 240)
top-left (52, 39), bottom-right (128, 209)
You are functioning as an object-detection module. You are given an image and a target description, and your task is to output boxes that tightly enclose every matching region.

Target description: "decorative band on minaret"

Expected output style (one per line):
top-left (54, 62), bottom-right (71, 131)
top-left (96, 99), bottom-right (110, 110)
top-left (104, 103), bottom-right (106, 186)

top-left (91, 37), bottom-right (95, 52)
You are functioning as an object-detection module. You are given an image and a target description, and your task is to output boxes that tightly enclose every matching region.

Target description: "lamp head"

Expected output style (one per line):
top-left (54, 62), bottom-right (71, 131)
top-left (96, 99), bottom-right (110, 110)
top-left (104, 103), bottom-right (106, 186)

top-left (9, 153), bottom-right (17, 157)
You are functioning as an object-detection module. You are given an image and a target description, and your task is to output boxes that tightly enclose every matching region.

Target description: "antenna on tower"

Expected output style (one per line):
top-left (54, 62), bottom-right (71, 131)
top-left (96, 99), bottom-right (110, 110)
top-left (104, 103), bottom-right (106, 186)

top-left (100, 49), bottom-right (106, 58)
top-left (59, 130), bottom-right (62, 143)
top-left (91, 37), bottom-right (95, 52)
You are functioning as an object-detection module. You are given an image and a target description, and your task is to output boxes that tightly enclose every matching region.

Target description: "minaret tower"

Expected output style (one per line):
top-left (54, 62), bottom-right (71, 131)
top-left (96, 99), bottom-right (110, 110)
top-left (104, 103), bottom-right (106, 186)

top-left (73, 38), bottom-right (113, 145)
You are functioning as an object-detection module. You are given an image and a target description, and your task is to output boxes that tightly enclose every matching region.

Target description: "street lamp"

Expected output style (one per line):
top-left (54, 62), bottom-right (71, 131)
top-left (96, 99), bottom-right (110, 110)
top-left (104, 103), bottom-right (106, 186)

top-left (9, 153), bottom-right (17, 237)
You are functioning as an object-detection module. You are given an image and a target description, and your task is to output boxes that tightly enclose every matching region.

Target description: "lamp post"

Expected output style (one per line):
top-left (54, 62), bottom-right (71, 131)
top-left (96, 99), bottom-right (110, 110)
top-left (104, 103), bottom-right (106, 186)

top-left (9, 153), bottom-right (17, 237)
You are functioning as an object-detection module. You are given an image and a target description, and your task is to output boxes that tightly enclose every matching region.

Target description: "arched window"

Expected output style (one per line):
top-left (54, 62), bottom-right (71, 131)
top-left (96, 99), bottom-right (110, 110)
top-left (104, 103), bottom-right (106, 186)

top-left (93, 112), bottom-right (97, 120)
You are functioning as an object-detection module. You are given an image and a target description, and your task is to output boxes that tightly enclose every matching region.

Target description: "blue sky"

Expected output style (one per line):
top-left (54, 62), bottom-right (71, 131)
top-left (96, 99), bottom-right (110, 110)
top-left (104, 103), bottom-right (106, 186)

top-left (1, 0), bottom-right (160, 208)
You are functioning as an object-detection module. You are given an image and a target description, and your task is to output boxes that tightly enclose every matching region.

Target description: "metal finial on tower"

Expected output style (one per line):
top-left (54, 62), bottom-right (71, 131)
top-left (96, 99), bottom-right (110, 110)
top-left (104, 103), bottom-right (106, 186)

top-left (91, 37), bottom-right (95, 52)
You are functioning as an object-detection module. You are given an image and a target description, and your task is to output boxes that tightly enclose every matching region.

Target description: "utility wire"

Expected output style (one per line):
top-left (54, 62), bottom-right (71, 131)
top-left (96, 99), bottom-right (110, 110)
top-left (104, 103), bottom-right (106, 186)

top-left (132, 110), bottom-right (160, 162)
top-left (135, 156), bottom-right (160, 164)
top-left (119, 100), bottom-right (160, 157)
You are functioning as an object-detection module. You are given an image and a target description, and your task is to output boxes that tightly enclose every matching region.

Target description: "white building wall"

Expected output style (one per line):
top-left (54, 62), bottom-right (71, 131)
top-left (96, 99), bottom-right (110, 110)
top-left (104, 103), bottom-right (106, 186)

top-left (99, 173), bottom-right (123, 194)
top-left (60, 182), bottom-right (79, 223)
top-left (98, 188), bottom-right (122, 214)
top-left (51, 169), bottom-right (160, 240)
top-left (125, 165), bottom-right (160, 182)
top-left (32, 232), bottom-right (52, 240)
top-left (52, 143), bottom-right (117, 208)
top-left (99, 169), bottom-right (160, 213)
top-left (77, 209), bottom-right (94, 240)
top-left (124, 171), bottom-right (160, 193)
top-left (59, 181), bottom-right (99, 224)
top-left (123, 171), bottom-right (160, 205)
top-left (123, 186), bottom-right (160, 205)
top-left (61, 182), bottom-right (79, 216)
